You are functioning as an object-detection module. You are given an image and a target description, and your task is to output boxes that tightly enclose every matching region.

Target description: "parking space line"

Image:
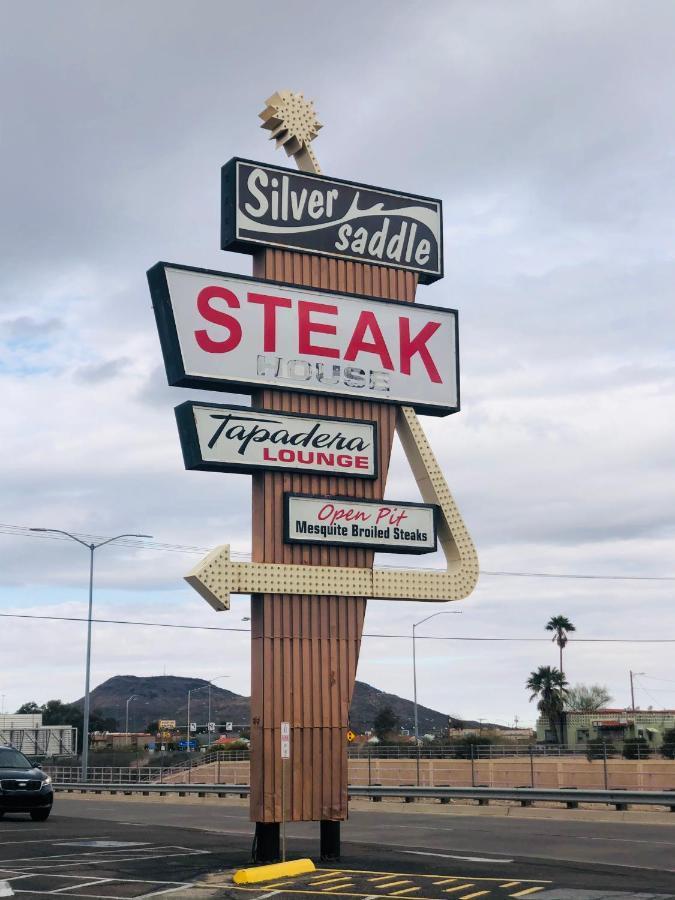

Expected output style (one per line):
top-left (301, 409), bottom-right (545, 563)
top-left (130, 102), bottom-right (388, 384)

top-left (432, 880), bottom-right (458, 886)
top-left (322, 885), bottom-right (355, 893)
top-left (311, 877), bottom-right (352, 886)
top-left (49, 879), bottom-right (113, 894)
top-left (510, 890), bottom-right (544, 898)
top-left (337, 871), bottom-right (551, 886)
top-left (375, 882), bottom-right (410, 890)
top-left (443, 886), bottom-right (474, 894)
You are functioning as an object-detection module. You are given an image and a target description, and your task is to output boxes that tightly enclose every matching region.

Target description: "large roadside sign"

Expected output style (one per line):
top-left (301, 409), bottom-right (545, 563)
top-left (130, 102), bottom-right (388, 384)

top-left (148, 263), bottom-right (459, 416)
top-left (221, 158), bottom-right (443, 284)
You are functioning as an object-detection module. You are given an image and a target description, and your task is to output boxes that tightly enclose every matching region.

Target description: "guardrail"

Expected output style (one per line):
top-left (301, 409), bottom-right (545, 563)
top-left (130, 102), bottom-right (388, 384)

top-left (53, 782), bottom-right (675, 811)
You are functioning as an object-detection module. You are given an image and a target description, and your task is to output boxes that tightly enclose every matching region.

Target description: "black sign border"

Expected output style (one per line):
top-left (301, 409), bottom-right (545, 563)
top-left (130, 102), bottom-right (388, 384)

top-left (175, 400), bottom-right (379, 480)
top-left (283, 492), bottom-right (439, 555)
top-left (221, 157), bottom-right (444, 285)
top-left (147, 261), bottom-right (460, 418)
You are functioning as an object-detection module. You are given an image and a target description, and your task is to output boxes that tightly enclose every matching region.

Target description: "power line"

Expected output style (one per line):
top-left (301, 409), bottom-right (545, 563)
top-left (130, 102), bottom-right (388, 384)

top-left (1, 611), bottom-right (675, 642)
top-left (1, 523), bottom-right (674, 581)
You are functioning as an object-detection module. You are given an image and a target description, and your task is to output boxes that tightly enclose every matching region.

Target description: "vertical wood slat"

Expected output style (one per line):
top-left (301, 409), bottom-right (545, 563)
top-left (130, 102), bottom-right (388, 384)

top-left (250, 250), bottom-right (417, 822)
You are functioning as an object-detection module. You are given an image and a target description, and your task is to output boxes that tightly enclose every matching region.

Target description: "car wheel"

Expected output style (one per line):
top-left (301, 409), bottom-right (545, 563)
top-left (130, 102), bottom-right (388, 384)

top-left (30, 808), bottom-right (51, 821)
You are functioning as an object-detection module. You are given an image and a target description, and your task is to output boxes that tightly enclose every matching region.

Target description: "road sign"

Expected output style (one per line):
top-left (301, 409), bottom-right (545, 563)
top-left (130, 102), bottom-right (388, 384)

top-left (148, 263), bottom-right (459, 416)
top-left (346, 730), bottom-right (355, 742)
top-left (175, 402), bottom-right (377, 479)
top-left (281, 721), bottom-right (291, 759)
top-left (225, 722), bottom-right (233, 732)
top-left (158, 719), bottom-right (176, 730)
top-left (221, 158), bottom-right (444, 284)
top-left (207, 722), bottom-right (216, 733)
top-left (189, 722), bottom-right (197, 733)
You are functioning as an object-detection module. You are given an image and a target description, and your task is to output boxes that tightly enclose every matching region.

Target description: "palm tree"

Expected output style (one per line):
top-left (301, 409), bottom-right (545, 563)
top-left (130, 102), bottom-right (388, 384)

top-left (526, 665), bottom-right (569, 744)
top-left (545, 615), bottom-right (576, 675)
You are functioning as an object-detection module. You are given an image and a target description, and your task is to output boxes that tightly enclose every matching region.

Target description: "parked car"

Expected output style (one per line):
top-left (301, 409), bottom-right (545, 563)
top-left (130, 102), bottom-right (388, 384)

top-left (0, 746), bottom-right (53, 820)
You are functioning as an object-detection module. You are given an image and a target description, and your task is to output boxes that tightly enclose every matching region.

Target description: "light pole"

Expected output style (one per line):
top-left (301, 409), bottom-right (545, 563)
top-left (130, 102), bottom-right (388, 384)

top-left (30, 528), bottom-right (152, 779)
top-left (125, 695), bottom-right (137, 737)
top-left (412, 610), bottom-right (462, 745)
top-left (186, 675), bottom-right (229, 752)
top-left (630, 670), bottom-right (645, 712)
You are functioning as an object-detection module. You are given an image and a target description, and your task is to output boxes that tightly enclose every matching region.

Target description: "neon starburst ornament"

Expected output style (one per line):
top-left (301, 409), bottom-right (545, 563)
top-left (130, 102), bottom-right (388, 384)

top-left (259, 90), bottom-right (323, 174)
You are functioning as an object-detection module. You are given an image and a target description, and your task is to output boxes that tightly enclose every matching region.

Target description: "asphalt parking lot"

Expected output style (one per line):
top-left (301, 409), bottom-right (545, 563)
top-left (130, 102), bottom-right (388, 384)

top-left (0, 796), bottom-right (674, 898)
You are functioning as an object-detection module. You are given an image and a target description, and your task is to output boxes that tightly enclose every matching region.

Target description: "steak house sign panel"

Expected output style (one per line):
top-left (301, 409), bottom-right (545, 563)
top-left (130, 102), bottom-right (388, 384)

top-left (284, 494), bottom-right (438, 554)
top-left (149, 263), bottom-right (459, 416)
top-left (175, 401), bottom-right (378, 478)
top-left (221, 158), bottom-right (443, 284)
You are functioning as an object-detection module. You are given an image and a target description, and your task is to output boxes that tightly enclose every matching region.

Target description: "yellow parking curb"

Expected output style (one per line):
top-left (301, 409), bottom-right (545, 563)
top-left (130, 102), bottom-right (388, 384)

top-left (233, 858), bottom-right (316, 884)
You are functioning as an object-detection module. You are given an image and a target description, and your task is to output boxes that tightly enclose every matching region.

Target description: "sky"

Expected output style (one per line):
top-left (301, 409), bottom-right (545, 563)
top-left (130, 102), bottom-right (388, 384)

top-left (1, 0), bottom-right (674, 730)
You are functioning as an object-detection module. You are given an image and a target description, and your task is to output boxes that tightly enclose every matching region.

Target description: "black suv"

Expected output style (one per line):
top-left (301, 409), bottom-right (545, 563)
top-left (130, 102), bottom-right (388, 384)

top-left (0, 746), bottom-right (53, 820)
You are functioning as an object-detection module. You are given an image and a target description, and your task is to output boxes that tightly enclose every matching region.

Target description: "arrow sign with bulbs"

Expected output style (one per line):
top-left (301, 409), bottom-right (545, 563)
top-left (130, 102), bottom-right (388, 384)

top-left (185, 406), bottom-right (479, 609)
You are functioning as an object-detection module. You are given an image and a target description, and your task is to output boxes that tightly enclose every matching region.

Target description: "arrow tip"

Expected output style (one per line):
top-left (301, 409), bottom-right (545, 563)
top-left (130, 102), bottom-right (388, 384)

top-left (185, 544), bottom-right (231, 611)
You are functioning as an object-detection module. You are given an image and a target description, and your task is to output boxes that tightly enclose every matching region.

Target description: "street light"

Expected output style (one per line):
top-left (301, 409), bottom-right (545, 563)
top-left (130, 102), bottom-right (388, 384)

top-left (125, 695), bottom-right (137, 736)
top-left (30, 527), bottom-right (152, 779)
top-left (412, 610), bottom-right (462, 745)
top-left (630, 670), bottom-right (646, 712)
top-left (186, 675), bottom-right (230, 752)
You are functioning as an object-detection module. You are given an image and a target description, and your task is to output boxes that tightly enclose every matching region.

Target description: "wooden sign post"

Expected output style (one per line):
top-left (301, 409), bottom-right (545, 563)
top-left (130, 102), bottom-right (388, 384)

top-left (148, 89), bottom-right (478, 864)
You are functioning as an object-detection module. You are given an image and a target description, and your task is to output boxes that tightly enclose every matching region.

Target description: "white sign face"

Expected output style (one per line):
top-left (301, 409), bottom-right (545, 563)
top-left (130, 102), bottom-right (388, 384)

top-left (280, 721), bottom-right (291, 759)
top-left (284, 494), bottom-right (438, 554)
top-left (175, 402), bottom-right (377, 478)
top-left (225, 722), bottom-right (233, 732)
top-left (149, 263), bottom-right (459, 416)
top-left (189, 722), bottom-right (197, 732)
top-left (207, 722), bottom-right (216, 732)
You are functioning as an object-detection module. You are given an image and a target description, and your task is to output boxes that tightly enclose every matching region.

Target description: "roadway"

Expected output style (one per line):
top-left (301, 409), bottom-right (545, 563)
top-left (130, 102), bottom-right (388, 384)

top-left (0, 795), bottom-right (673, 898)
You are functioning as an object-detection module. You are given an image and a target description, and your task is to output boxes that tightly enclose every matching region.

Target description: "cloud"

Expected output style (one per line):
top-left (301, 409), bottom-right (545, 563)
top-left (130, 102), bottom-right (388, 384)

top-left (73, 357), bottom-right (131, 383)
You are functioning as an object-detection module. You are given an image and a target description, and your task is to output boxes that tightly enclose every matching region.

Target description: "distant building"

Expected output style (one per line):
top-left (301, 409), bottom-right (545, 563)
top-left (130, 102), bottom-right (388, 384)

top-left (0, 713), bottom-right (76, 757)
top-left (537, 709), bottom-right (675, 748)
top-left (90, 732), bottom-right (152, 751)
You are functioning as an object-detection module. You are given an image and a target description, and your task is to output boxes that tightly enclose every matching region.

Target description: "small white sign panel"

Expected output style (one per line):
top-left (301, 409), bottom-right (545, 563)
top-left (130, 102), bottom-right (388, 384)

top-left (207, 722), bottom-right (216, 733)
top-left (280, 721), bottom-right (291, 759)
top-left (149, 264), bottom-right (459, 416)
top-left (189, 722), bottom-right (197, 733)
top-left (176, 402), bottom-right (377, 478)
top-left (285, 494), bottom-right (437, 554)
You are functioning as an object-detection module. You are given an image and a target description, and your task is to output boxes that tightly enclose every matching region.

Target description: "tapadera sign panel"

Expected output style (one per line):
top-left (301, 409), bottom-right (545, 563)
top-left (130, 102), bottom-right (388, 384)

top-left (284, 494), bottom-right (438, 554)
top-left (221, 158), bottom-right (443, 284)
top-left (175, 401), bottom-right (378, 478)
top-left (148, 263), bottom-right (459, 416)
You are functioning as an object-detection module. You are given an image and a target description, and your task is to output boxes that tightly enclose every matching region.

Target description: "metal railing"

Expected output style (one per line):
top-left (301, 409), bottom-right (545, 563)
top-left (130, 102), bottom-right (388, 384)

top-left (53, 781), bottom-right (675, 811)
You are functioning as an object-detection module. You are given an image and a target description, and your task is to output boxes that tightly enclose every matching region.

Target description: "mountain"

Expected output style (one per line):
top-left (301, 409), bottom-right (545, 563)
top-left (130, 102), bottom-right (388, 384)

top-left (74, 675), bottom-right (499, 735)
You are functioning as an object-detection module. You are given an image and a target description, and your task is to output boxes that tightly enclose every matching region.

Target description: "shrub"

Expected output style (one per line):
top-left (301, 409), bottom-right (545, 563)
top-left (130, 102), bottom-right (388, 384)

top-left (585, 738), bottom-right (616, 760)
top-left (449, 734), bottom-right (495, 759)
top-left (661, 727), bottom-right (675, 760)
top-left (622, 737), bottom-right (652, 760)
